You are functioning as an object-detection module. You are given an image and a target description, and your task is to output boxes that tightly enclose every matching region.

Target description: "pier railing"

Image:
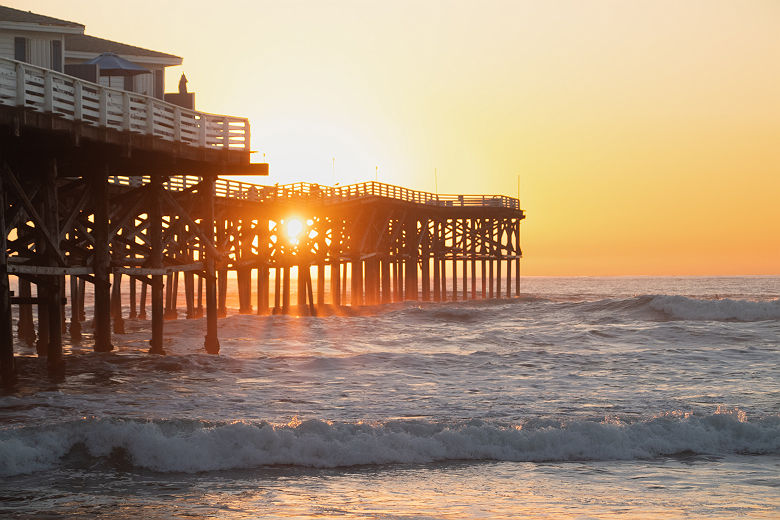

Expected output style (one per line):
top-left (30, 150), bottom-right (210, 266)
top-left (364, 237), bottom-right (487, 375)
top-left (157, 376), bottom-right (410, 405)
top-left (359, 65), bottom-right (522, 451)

top-left (0, 57), bottom-right (249, 151)
top-left (107, 176), bottom-right (521, 210)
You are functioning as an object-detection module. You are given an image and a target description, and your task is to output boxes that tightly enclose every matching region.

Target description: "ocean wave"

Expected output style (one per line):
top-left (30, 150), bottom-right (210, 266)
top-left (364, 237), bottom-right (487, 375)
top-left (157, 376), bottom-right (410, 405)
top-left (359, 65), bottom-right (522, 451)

top-left (1, 410), bottom-right (777, 476)
top-left (646, 295), bottom-right (780, 322)
top-left (552, 294), bottom-right (780, 322)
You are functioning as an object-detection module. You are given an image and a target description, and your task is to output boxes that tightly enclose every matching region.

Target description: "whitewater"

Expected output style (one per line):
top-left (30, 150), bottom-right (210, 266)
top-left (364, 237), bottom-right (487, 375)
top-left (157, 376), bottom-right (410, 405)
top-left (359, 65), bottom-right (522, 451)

top-left (1, 276), bottom-right (778, 518)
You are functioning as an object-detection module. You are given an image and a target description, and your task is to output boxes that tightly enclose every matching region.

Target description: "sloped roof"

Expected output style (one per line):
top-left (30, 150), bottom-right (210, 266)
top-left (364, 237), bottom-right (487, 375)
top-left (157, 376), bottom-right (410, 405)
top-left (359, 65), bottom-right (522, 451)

top-left (65, 33), bottom-right (181, 63)
top-left (0, 5), bottom-right (84, 29)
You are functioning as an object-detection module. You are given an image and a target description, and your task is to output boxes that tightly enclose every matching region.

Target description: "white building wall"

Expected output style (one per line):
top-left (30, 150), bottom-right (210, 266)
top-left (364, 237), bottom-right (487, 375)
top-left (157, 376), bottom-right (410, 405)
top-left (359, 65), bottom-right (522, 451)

top-left (0, 30), bottom-right (64, 69)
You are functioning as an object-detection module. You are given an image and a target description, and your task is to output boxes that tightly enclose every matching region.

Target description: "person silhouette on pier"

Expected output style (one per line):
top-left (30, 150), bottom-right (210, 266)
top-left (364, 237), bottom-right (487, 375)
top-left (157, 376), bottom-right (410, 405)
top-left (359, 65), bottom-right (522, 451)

top-left (178, 73), bottom-right (188, 94)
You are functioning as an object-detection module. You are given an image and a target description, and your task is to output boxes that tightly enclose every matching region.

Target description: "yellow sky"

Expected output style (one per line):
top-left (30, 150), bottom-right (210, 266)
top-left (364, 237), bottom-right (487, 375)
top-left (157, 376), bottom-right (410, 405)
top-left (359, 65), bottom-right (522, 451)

top-left (9, 0), bottom-right (780, 275)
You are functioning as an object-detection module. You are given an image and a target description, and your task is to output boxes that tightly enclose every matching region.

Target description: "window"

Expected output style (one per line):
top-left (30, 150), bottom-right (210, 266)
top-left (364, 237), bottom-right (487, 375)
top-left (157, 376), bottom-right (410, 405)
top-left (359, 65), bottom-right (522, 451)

top-left (14, 37), bottom-right (27, 62)
top-left (51, 40), bottom-right (62, 71)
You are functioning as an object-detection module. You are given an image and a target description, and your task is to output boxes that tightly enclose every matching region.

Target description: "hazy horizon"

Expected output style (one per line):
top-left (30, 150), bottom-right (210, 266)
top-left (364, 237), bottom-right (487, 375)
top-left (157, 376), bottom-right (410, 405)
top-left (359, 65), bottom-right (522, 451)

top-left (8, 0), bottom-right (779, 276)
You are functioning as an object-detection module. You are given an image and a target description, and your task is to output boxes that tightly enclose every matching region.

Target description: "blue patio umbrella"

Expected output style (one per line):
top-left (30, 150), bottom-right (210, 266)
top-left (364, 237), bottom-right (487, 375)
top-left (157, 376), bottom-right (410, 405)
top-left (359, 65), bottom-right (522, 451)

top-left (82, 52), bottom-right (149, 76)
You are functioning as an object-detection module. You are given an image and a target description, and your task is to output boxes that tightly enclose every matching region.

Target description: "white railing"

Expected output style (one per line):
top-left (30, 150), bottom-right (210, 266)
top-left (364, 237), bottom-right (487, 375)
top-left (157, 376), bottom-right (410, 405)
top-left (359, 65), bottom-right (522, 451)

top-left (0, 57), bottom-right (249, 151)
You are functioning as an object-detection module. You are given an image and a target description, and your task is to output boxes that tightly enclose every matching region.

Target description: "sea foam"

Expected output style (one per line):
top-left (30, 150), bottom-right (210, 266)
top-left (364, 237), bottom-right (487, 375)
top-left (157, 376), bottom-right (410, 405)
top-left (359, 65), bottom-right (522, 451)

top-left (1, 411), bottom-right (777, 476)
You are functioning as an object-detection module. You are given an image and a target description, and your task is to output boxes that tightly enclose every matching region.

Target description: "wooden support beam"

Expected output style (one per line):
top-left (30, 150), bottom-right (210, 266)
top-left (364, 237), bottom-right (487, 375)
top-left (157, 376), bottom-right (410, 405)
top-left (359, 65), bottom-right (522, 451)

top-left (69, 274), bottom-right (82, 341)
top-left (256, 265), bottom-right (269, 315)
top-left (129, 276), bottom-right (137, 319)
top-left (297, 264), bottom-right (306, 309)
top-left (282, 266), bottom-right (290, 314)
top-left (304, 267), bottom-right (316, 316)
top-left (381, 257), bottom-right (391, 304)
top-left (317, 263), bottom-right (325, 306)
top-left (17, 277), bottom-right (35, 346)
top-left (184, 271), bottom-right (195, 318)
top-left (148, 174), bottom-right (164, 354)
top-left (432, 223), bottom-right (441, 302)
top-left (421, 219), bottom-right (430, 302)
top-left (217, 267), bottom-right (228, 317)
top-left (203, 175), bottom-right (220, 354)
top-left (515, 220), bottom-right (521, 296)
top-left (237, 267), bottom-right (252, 314)
top-left (351, 258), bottom-right (363, 306)
top-left (274, 266), bottom-right (281, 312)
top-left (330, 261), bottom-right (341, 306)
top-left (2, 163), bottom-right (66, 266)
top-left (404, 218), bottom-right (418, 301)
top-left (196, 269), bottom-right (204, 318)
top-left (111, 270), bottom-right (125, 333)
top-left (0, 174), bottom-right (15, 386)
top-left (43, 158), bottom-right (63, 374)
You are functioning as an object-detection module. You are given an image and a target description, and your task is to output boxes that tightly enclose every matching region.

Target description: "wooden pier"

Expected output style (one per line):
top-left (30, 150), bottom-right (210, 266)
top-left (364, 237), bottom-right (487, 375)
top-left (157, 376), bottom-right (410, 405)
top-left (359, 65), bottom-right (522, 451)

top-left (0, 55), bottom-right (524, 386)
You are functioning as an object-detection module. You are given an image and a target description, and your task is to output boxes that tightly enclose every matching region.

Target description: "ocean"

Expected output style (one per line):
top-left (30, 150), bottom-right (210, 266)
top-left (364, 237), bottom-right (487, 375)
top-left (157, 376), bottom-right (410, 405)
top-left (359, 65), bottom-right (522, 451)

top-left (1, 276), bottom-right (778, 518)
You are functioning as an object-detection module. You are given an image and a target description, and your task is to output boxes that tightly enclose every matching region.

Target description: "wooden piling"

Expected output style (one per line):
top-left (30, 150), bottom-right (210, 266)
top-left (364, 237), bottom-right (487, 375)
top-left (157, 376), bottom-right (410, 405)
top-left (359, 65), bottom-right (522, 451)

top-left (0, 175), bottom-right (15, 385)
top-left (139, 279), bottom-right (148, 320)
top-left (237, 266), bottom-right (252, 314)
top-left (196, 271), bottom-right (204, 318)
top-left (331, 261), bottom-right (341, 306)
top-left (257, 266), bottom-right (269, 314)
top-left (351, 258), bottom-right (363, 306)
top-left (92, 171), bottom-right (113, 352)
top-left (297, 264), bottom-right (306, 309)
top-left (203, 175), bottom-right (220, 354)
top-left (17, 278), bottom-right (35, 345)
top-left (381, 257), bottom-right (391, 304)
top-left (129, 276), bottom-right (137, 319)
top-left (148, 174), bottom-right (164, 355)
top-left (78, 278), bottom-right (86, 321)
top-left (69, 274), bottom-right (81, 341)
top-left (496, 253), bottom-right (502, 299)
top-left (421, 220), bottom-right (431, 302)
top-left (184, 271), bottom-right (195, 318)
top-left (111, 270), bottom-right (125, 333)
top-left (404, 218), bottom-right (418, 301)
top-left (317, 263), bottom-right (325, 306)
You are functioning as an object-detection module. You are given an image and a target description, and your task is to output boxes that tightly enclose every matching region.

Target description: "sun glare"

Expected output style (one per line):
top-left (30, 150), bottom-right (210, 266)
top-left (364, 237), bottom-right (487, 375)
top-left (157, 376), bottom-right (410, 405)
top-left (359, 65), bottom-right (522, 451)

top-left (284, 218), bottom-right (305, 244)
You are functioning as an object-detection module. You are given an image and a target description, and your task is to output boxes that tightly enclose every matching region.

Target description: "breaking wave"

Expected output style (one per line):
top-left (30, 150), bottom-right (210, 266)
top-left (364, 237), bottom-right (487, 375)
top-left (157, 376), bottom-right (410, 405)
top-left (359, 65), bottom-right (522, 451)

top-left (2, 410), bottom-right (777, 476)
top-left (547, 294), bottom-right (780, 322)
top-left (645, 295), bottom-right (780, 322)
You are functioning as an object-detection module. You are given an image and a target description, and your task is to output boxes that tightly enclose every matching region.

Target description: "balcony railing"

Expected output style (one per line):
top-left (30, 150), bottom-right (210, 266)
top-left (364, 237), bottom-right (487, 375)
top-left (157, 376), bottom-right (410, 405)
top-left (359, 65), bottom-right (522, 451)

top-left (0, 57), bottom-right (249, 151)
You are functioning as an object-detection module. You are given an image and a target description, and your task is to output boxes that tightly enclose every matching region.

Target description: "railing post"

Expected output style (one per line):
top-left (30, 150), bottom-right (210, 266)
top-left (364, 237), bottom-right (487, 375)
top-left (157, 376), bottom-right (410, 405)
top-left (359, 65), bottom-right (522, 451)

top-left (243, 117), bottom-right (250, 151)
top-left (174, 106), bottom-right (182, 142)
top-left (146, 99), bottom-right (155, 135)
top-left (199, 115), bottom-right (207, 147)
top-left (15, 62), bottom-right (26, 106)
top-left (99, 87), bottom-right (107, 127)
top-left (74, 81), bottom-right (83, 121)
top-left (43, 70), bottom-right (53, 112)
top-left (222, 116), bottom-right (229, 148)
top-left (122, 92), bottom-right (131, 131)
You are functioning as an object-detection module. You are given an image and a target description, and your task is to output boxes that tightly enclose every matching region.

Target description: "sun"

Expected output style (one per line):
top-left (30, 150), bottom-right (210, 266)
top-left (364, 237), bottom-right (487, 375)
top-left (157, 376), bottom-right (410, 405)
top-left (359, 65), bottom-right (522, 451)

top-left (284, 218), bottom-right (304, 244)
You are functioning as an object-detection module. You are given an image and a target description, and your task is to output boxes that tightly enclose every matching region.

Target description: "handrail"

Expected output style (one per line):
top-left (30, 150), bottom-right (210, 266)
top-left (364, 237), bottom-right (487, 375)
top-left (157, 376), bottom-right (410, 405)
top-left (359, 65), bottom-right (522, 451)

top-left (107, 176), bottom-right (522, 210)
top-left (0, 57), bottom-right (249, 152)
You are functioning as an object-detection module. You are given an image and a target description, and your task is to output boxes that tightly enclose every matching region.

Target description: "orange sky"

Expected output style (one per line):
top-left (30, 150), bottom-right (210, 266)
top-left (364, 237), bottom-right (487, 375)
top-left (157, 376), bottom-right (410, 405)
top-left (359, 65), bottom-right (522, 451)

top-left (9, 0), bottom-right (780, 275)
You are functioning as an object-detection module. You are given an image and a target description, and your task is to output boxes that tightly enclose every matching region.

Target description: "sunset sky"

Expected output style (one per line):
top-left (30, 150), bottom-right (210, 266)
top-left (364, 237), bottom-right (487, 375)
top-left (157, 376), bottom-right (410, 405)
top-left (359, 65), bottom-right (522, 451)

top-left (10, 0), bottom-right (780, 275)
